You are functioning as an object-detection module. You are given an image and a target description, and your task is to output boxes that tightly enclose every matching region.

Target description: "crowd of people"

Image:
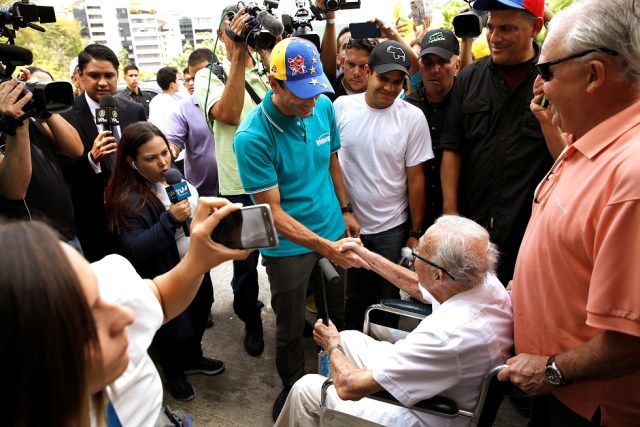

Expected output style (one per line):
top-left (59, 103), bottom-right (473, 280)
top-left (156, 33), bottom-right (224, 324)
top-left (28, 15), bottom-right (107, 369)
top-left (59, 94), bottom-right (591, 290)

top-left (0, 0), bottom-right (638, 425)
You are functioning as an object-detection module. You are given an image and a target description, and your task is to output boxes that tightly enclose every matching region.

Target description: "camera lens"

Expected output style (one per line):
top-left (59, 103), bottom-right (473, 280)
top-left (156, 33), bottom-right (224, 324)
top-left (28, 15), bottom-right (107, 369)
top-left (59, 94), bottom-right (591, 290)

top-left (326, 0), bottom-right (340, 11)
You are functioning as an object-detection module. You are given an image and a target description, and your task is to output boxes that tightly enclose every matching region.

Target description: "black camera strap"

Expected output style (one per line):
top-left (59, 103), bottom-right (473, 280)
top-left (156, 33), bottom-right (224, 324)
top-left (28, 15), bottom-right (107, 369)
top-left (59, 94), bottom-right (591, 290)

top-left (244, 81), bottom-right (262, 106)
top-left (210, 62), bottom-right (262, 106)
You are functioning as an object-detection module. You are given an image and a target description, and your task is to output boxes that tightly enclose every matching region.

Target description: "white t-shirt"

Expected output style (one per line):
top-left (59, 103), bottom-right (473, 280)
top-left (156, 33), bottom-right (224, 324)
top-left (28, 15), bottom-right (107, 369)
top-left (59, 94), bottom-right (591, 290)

top-left (148, 93), bottom-right (179, 133)
top-left (333, 93), bottom-right (433, 234)
top-left (337, 273), bottom-right (513, 426)
top-left (93, 255), bottom-right (164, 427)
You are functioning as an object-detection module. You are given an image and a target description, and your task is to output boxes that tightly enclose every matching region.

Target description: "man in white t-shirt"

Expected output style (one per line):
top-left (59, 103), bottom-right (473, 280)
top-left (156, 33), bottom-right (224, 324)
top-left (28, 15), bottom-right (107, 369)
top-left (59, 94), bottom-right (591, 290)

top-left (149, 66), bottom-right (180, 133)
top-left (334, 40), bottom-right (433, 330)
top-left (275, 215), bottom-right (513, 427)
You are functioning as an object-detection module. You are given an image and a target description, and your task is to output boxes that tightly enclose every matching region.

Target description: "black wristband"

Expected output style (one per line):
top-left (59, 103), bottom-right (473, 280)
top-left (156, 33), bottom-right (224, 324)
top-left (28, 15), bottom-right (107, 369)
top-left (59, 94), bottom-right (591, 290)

top-left (409, 230), bottom-right (422, 238)
top-left (341, 203), bottom-right (353, 214)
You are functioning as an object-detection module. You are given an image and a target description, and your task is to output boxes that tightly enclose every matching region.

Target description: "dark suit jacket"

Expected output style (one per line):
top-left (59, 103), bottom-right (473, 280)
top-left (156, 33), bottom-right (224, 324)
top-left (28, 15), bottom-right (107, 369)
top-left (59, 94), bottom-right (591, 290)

top-left (60, 94), bottom-right (146, 262)
top-left (118, 187), bottom-right (212, 343)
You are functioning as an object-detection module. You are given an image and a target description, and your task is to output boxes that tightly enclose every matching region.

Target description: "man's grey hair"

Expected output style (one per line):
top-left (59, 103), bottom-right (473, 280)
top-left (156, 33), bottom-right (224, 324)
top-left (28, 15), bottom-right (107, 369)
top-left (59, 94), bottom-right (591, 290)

top-left (550, 0), bottom-right (640, 83)
top-left (427, 215), bottom-right (499, 288)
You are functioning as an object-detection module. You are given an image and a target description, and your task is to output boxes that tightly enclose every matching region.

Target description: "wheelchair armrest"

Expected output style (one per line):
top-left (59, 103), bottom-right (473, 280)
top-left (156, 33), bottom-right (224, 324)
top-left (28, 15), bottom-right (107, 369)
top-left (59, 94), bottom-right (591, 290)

top-left (380, 298), bottom-right (432, 318)
top-left (322, 378), bottom-right (458, 418)
top-left (369, 389), bottom-right (459, 418)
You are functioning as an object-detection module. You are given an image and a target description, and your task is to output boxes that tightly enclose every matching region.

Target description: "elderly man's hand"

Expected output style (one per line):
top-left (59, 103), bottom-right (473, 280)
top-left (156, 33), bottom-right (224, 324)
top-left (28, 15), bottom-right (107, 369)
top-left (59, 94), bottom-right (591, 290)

top-left (329, 238), bottom-right (370, 269)
top-left (497, 353), bottom-right (555, 396)
top-left (313, 319), bottom-right (341, 351)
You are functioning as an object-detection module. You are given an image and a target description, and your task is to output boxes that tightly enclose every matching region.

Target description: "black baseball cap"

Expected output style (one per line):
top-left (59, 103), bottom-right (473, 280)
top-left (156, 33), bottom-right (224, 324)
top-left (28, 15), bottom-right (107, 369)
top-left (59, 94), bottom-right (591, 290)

top-left (368, 40), bottom-right (412, 75)
top-left (419, 29), bottom-right (460, 60)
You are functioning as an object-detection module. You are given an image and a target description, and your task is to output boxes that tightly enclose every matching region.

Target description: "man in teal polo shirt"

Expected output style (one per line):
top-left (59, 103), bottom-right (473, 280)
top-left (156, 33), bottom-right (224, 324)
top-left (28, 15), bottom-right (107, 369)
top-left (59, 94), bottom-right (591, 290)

top-left (234, 37), bottom-right (364, 421)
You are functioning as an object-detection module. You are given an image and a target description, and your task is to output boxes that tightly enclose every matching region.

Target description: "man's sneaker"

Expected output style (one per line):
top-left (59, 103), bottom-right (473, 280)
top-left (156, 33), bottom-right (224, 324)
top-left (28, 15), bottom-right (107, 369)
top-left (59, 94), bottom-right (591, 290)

top-left (165, 372), bottom-right (196, 401)
top-left (244, 317), bottom-right (265, 357)
top-left (272, 386), bottom-right (291, 422)
top-left (183, 357), bottom-right (225, 376)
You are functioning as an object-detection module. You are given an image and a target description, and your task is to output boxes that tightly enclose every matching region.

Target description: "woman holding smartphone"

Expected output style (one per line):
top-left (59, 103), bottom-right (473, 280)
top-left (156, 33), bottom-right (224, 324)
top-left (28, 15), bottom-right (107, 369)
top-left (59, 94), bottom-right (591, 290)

top-left (105, 121), bottom-right (222, 402)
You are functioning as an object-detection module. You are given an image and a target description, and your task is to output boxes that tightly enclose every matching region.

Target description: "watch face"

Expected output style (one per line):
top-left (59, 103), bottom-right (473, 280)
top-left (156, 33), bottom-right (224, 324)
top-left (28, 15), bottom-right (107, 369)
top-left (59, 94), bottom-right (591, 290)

top-left (545, 366), bottom-right (562, 385)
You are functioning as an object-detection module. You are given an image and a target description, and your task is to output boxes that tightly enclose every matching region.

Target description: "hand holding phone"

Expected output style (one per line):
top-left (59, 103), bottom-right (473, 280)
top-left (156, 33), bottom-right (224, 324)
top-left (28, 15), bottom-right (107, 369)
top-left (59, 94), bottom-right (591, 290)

top-left (211, 204), bottom-right (279, 250)
top-left (540, 95), bottom-right (549, 108)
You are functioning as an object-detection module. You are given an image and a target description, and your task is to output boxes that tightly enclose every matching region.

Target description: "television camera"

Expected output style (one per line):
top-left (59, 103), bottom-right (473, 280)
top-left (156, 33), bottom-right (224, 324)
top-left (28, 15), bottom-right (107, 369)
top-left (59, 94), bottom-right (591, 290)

top-left (225, 0), bottom-right (284, 51)
top-left (282, 0), bottom-right (360, 50)
top-left (0, 0), bottom-right (72, 133)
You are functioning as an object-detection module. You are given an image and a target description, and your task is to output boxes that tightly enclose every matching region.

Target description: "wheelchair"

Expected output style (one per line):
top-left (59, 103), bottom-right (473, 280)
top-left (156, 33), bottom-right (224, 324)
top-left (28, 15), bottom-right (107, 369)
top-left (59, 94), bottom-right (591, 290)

top-left (319, 299), bottom-right (512, 427)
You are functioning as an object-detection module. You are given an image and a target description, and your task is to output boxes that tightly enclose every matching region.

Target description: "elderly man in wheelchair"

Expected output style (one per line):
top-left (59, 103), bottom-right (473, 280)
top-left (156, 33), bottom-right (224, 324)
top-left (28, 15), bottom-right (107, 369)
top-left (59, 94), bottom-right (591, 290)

top-left (275, 215), bottom-right (513, 426)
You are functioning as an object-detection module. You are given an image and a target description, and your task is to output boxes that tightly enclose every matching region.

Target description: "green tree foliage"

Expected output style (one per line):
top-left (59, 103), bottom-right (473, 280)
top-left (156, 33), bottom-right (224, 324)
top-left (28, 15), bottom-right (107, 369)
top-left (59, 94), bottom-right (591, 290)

top-left (14, 17), bottom-right (87, 80)
top-left (166, 43), bottom-right (194, 71)
top-left (441, 0), bottom-right (471, 29)
top-left (117, 48), bottom-right (130, 74)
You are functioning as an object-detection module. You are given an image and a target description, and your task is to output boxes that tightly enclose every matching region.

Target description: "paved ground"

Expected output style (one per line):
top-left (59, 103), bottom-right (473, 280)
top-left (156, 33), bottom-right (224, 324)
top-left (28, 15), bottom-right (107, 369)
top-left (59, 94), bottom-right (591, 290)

top-left (162, 259), bottom-right (529, 426)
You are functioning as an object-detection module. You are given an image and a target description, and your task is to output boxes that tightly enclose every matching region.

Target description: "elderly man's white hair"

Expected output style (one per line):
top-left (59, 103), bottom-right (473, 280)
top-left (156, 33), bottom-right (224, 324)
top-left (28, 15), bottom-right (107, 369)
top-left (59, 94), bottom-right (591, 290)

top-left (549, 0), bottom-right (640, 83)
top-left (425, 215), bottom-right (499, 288)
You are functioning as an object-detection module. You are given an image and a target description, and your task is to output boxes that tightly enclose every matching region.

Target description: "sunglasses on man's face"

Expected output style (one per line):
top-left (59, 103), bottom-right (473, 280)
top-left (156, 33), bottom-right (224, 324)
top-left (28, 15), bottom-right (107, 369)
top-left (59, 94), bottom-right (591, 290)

top-left (536, 47), bottom-right (619, 81)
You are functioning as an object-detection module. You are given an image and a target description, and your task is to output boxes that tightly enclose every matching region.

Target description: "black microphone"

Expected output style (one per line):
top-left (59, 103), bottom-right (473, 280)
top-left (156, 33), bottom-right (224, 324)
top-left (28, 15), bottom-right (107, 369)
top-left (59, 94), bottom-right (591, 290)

top-left (96, 94), bottom-right (120, 141)
top-left (165, 169), bottom-right (192, 237)
top-left (257, 10), bottom-right (284, 37)
top-left (0, 44), bottom-right (33, 66)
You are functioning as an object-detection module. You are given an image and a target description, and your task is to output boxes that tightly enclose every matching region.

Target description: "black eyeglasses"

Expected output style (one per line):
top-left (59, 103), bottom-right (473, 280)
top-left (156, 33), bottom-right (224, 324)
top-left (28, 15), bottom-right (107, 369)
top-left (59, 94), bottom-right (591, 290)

top-left (411, 250), bottom-right (456, 281)
top-left (536, 48), bottom-right (619, 81)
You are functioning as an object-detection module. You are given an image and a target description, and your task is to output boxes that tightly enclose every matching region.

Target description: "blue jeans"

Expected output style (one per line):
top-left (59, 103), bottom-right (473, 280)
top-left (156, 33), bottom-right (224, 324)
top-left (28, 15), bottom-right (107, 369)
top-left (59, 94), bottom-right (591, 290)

top-left (220, 194), bottom-right (263, 323)
top-left (345, 221), bottom-right (409, 331)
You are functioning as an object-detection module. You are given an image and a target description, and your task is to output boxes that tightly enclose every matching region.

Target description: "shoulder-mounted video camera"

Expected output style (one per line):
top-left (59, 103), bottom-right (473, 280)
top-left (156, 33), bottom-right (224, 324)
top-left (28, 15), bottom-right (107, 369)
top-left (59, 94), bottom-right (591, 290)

top-left (452, 0), bottom-right (488, 38)
top-left (0, 0), bottom-right (73, 133)
top-left (225, 0), bottom-right (284, 51)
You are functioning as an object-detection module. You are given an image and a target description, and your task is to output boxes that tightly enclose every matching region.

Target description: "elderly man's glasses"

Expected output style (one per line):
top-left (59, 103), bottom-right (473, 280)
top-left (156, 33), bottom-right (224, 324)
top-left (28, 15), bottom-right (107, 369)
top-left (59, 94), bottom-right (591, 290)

top-left (536, 48), bottom-right (619, 81)
top-left (411, 250), bottom-right (456, 281)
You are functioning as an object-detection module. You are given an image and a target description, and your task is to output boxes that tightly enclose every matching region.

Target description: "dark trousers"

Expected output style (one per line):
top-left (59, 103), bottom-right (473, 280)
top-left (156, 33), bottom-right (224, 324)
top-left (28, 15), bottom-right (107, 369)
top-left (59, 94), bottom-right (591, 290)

top-left (155, 275), bottom-right (213, 374)
top-left (530, 394), bottom-right (601, 427)
top-left (263, 251), bottom-right (345, 388)
top-left (221, 194), bottom-right (263, 323)
top-left (345, 221), bottom-right (409, 331)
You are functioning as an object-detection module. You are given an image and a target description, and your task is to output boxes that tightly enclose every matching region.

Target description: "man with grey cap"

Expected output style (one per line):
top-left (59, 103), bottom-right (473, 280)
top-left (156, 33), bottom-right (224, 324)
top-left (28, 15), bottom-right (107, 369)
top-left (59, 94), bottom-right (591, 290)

top-left (334, 40), bottom-right (433, 331)
top-left (406, 29), bottom-right (461, 230)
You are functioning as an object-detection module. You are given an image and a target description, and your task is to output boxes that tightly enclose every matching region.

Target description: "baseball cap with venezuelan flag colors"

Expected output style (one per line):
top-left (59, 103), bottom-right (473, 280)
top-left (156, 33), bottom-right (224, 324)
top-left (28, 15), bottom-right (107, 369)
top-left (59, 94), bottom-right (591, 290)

top-left (269, 37), bottom-right (334, 99)
top-left (472, 0), bottom-right (544, 18)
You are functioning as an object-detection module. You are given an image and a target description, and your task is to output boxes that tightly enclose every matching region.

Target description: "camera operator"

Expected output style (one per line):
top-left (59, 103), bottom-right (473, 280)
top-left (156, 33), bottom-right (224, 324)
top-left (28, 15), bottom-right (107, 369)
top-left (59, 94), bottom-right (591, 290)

top-left (193, 5), bottom-right (272, 360)
top-left (0, 72), bottom-right (85, 250)
top-left (0, 80), bottom-right (32, 200)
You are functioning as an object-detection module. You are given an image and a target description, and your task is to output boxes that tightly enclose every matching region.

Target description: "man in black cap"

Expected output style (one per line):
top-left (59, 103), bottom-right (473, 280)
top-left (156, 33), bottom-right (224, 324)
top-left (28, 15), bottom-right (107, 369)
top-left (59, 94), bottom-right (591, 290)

top-left (405, 29), bottom-right (461, 230)
top-left (334, 40), bottom-right (433, 330)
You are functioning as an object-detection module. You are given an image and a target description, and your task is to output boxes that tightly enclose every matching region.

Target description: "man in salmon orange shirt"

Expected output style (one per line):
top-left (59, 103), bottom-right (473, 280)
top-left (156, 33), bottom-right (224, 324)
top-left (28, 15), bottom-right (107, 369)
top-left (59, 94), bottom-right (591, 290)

top-left (498, 0), bottom-right (640, 425)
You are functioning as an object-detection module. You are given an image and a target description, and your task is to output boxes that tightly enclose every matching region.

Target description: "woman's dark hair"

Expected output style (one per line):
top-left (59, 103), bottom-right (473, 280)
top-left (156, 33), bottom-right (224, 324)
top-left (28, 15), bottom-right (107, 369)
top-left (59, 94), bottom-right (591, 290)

top-left (105, 121), bottom-right (170, 232)
top-left (0, 220), bottom-right (102, 426)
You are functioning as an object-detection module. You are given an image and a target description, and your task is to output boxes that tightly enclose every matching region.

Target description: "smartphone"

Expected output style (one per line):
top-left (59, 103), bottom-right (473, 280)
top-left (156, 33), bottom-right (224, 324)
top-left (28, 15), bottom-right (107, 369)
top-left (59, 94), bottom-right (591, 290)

top-left (540, 95), bottom-right (549, 108)
top-left (349, 22), bottom-right (381, 39)
top-left (410, 0), bottom-right (426, 26)
top-left (211, 204), bottom-right (279, 250)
